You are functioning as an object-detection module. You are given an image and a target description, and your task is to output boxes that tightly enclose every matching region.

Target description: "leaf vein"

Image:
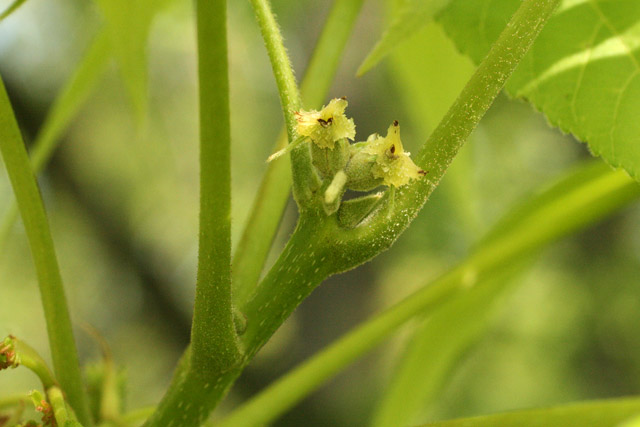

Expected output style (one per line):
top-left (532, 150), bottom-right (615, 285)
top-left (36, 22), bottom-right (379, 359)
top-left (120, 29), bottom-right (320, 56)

top-left (608, 69), bottom-right (639, 158)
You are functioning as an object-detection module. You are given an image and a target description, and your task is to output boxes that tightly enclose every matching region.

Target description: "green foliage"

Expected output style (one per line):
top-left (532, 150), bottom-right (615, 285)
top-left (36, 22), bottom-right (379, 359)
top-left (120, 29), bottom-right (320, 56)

top-left (1, 0), bottom-right (640, 426)
top-left (438, 0), bottom-right (640, 181)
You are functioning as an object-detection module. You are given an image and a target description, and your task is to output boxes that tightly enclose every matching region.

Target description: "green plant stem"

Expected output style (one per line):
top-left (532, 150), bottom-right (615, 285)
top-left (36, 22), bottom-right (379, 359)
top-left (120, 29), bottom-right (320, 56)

top-left (0, 0), bottom-right (27, 22)
top-left (0, 29), bottom-right (110, 249)
top-left (12, 337), bottom-right (56, 389)
top-left (250, 0), bottom-right (301, 133)
top-left (233, 0), bottom-right (364, 306)
top-left (0, 77), bottom-right (92, 425)
top-left (144, 345), bottom-right (247, 427)
top-left (239, 213), bottom-right (330, 349)
top-left (48, 386), bottom-right (73, 425)
top-left (144, 1), bottom-right (241, 425)
top-left (219, 162), bottom-right (640, 426)
top-left (249, 0), bottom-right (318, 205)
top-left (424, 396), bottom-right (640, 427)
top-left (190, 0), bottom-right (240, 375)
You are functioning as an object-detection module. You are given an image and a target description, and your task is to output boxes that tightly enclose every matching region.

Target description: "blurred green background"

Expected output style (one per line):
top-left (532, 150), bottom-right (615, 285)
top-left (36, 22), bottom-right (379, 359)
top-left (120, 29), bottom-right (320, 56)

top-left (1, 0), bottom-right (639, 425)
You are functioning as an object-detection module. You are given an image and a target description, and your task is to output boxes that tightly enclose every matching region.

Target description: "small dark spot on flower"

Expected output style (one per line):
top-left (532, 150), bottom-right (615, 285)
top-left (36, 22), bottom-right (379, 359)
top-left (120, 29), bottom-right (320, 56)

top-left (318, 117), bottom-right (333, 127)
top-left (393, 120), bottom-right (399, 126)
top-left (390, 144), bottom-right (396, 154)
top-left (419, 169), bottom-right (427, 175)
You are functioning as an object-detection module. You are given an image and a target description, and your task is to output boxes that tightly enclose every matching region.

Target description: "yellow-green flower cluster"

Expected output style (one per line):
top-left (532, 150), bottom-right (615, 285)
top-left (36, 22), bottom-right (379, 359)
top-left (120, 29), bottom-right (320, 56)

top-left (287, 97), bottom-right (425, 215)
top-left (295, 98), bottom-right (356, 149)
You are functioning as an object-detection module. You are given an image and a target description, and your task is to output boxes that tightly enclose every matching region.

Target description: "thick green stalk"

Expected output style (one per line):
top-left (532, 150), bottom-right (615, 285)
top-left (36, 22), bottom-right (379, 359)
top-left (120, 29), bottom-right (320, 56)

top-left (219, 162), bottom-right (640, 426)
top-left (0, 30), bottom-right (110, 249)
top-left (233, 0), bottom-right (365, 306)
top-left (144, 352), bottom-right (242, 427)
top-left (190, 0), bottom-right (240, 375)
top-left (0, 77), bottom-right (92, 425)
top-left (239, 212), bottom-right (331, 350)
top-left (144, 1), bottom-right (241, 425)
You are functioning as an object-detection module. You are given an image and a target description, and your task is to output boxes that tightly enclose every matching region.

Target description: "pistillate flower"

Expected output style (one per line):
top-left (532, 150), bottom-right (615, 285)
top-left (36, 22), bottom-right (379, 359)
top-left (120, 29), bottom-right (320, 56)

top-left (295, 97), bottom-right (355, 149)
top-left (361, 121), bottom-right (425, 188)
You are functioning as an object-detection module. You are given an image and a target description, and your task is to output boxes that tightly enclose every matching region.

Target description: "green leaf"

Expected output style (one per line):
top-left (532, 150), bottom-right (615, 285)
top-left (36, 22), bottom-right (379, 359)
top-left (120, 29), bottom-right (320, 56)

top-left (438, 0), bottom-right (640, 181)
top-left (358, 0), bottom-right (453, 76)
top-left (423, 396), bottom-right (640, 427)
top-left (94, 0), bottom-right (171, 121)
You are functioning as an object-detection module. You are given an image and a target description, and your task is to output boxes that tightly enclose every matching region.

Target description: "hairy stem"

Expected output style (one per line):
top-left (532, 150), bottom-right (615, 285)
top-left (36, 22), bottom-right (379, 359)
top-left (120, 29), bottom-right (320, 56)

top-left (145, 0), bottom-right (241, 425)
top-left (189, 0), bottom-right (241, 372)
top-left (233, 0), bottom-right (364, 307)
top-left (249, 0), bottom-right (318, 204)
top-left (220, 162), bottom-right (639, 426)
